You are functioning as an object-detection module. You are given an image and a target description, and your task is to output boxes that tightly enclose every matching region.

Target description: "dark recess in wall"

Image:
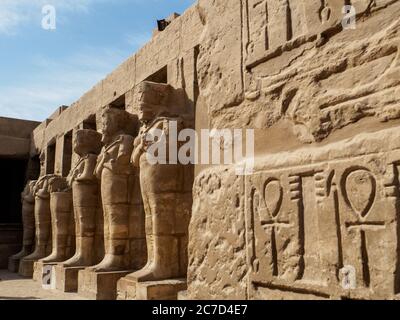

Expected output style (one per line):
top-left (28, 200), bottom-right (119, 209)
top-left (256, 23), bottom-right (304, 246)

top-left (0, 158), bottom-right (27, 223)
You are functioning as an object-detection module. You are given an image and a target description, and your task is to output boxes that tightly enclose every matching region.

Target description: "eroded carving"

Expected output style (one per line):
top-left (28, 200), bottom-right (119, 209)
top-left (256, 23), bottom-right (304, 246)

top-left (61, 129), bottom-right (103, 267)
top-left (127, 81), bottom-right (193, 282)
top-left (8, 181), bottom-right (37, 267)
top-left (40, 176), bottom-right (75, 263)
top-left (22, 175), bottom-right (55, 262)
top-left (243, 140), bottom-right (400, 299)
top-left (90, 105), bottom-right (140, 272)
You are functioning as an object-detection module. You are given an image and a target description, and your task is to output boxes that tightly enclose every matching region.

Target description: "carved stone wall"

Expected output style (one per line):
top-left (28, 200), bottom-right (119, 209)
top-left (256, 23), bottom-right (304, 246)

top-left (187, 0), bottom-right (400, 300)
top-left (246, 127), bottom-right (400, 299)
top-left (5, 0), bottom-right (400, 300)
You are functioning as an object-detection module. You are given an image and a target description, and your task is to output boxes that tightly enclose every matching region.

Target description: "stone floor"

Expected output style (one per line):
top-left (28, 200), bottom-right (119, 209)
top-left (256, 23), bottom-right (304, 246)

top-left (0, 270), bottom-right (87, 300)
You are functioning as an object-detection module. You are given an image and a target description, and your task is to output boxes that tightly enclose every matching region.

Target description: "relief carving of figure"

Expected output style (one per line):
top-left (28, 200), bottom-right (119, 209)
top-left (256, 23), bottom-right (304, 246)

top-left (90, 106), bottom-right (138, 272)
top-left (61, 129), bottom-right (103, 267)
top-left (129, 81), bottom-right (193, 281)
top-left (9, 180), bottom-right (37, 262)
top-left (22, 173), bottom-right (55, 261)
top-left (40, 175), bottom-right (75, 263)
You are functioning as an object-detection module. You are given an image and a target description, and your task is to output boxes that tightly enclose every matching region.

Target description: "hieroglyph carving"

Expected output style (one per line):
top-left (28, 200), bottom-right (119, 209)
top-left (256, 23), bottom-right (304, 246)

top-left (246, 151), bottom-right (400, 298)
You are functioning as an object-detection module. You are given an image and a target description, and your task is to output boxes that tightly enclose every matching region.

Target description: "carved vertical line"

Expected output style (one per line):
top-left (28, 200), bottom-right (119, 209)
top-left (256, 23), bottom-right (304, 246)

top-left (286, 0), bottom-right (293, 41)
top-left (296, 177), bottom-right (305, 280)
top-left (333, 185), bottom-right (344, 280)
top-left (271, 227), bottom-right (278, 276)
top-left (180, 57), bottom-right (186, 89)
top-left (265, 0), bottom-right (269, 50)
top-left (319, 0), bottom-right (326, 22)
top-left (360, 230), bottom-right (371, 287)
top-left (245, 0), bottom-right (250, 49)
top-left (250, 187), bottom-right (257, 265)
top-left (193, 45), bottom-right (200, 112)
top-left (240, 0), bottom-right (245, 92)
top-left (244, 175), bottom-right (257, 300)
top-left (393, 164), bottom-right (400, 293)
top-left (176, 59), bottom-right (180, 85)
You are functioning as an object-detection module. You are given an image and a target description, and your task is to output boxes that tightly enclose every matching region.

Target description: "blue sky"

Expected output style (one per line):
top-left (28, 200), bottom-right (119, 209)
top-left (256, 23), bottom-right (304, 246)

top-left (0, 0), bottom-right (196, 121)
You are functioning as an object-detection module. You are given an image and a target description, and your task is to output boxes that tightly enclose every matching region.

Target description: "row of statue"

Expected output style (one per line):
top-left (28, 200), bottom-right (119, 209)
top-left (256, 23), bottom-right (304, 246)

top-left (9, 81), bottom-right (193, 287)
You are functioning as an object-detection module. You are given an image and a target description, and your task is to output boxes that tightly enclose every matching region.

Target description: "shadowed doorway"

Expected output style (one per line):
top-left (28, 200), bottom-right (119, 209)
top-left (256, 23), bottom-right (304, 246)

top-left (0, 158), bottom-right (27, 224)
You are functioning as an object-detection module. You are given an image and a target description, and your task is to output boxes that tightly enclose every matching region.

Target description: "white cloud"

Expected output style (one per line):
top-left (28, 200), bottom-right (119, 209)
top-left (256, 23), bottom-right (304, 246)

top-left (0, 0), bottom-right (94, 35)
top-left (0, 0), bottom-right (166, 120)
top-left (0, 3), bottom-right (28, 35)
top-left (0, 46), bottom-right (129, 121)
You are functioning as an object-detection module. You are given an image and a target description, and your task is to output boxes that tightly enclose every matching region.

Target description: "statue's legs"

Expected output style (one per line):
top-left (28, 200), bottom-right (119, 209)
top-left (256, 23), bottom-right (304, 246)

top-left (23, 197), bottom-right (51, 261)
top-left (62, 183), bottom-right (98, 267)
top-left (11, 203), bottom-right (35, 259)
top-left (129, 163), bottom-right (191, 281)
top-left (41, 192), bottom-right (73, 263)
top-left (91, 169), bottom-right (130, 272)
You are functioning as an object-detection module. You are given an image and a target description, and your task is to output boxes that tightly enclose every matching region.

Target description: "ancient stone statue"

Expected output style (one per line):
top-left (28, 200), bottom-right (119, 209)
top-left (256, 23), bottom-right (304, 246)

top-left (61, 129), bottom-right (103, 267)
top-left (90, 106), bottom-right (139, 272)
top-left (22, 175), bottom-right (55, 261)
top-left (40, 176), bottom-right (75, 263)
top-left (8, 180), bottom-right (37, 270)
top-left (128, 81), bottom-right (193, 281)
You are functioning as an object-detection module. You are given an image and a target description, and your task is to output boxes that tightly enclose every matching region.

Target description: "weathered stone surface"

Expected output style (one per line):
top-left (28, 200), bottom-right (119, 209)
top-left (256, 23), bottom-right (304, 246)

top-left (187, 167), bottom-right (248, 300)
top-left (117, 277), bottom-right (187, 300)
top-left (8, 181), bottom-right (36, 272)
top-left (40, 176), bottom-right (75, 264)
top-left (117, 81), bottom-right (193, 300)
top-left (186, 0), bottom-right (400, 300)
top-left (188, 127), bottom-right (400, 300)
top-left (19, 175), bottom-right (55, 277)
top-left (4, 0), bottom-right (400, 301)
top-left (78, 269), bottom-right (130, 300)
top-left (78, 106), bottom-right (146, 300)
top-left (54, 265), bottom-right (83, 292)
top-left (55, 129), bottom-right (104, 292)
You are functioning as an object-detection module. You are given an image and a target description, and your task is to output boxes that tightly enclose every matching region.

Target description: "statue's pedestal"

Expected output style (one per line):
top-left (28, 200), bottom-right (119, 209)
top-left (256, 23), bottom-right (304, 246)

top-left (117, 277), bottom-right (187, 300)
top-left (33, 261), bottom-right (57, 288)
top-left (18, 259), bottom-right (36, 277)
top-left (8, 256), bottom-right (21, 273)
top-left (177, 290), bottom-right (189, 300)
top-left (77, 269), bottom-right (130, 300)
top-left (54, 265), bottom-right (85, 292)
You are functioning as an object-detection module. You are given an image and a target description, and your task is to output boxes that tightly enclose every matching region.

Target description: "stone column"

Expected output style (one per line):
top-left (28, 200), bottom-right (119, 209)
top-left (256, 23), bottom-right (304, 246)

top-left (8, 180), bottom-right (37, 272)
top-left (19, 175), bottom-right (54, 277)
top-left (118, 81), bottom-right (193, 300)
top-left (55, 129), bottom-right (104, 292)
top-left (43, 177), bottom-right (75, 263)
top-left (33, 176), bottom-right (75, 284)
top-left (78, 106), bottom-right (146, 300)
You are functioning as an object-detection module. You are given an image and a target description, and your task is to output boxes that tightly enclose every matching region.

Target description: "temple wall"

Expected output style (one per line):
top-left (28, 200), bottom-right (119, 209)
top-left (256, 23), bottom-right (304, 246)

top-left (186, 0), bottom-right (400, 300)
top-left (0, 117), bottom-right (39, 159)
top-left (30, 4), bottom-right (204, 174)
top-left (14, 0), bottom-right (400, 300)
top-left (0, 118), bottom-right (39, 266)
